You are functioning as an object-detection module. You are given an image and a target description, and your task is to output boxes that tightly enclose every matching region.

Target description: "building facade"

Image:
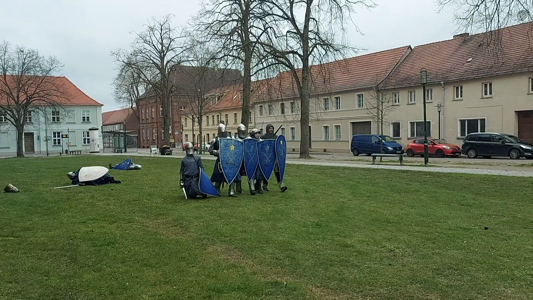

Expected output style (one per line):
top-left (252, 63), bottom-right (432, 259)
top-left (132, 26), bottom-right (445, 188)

top-left (0, 77), bottom-right (103, 155)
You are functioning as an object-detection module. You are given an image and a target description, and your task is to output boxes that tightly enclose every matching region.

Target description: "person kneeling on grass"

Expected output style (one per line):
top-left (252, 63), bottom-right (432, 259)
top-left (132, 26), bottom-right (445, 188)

top-left (180, 142), bottom-right (207, 199)
top-left (67, 169), bottom-right (121, 186)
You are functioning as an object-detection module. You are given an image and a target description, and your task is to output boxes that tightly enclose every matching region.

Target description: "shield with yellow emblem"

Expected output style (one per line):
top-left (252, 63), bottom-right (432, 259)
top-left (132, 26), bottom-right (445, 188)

top-left (219, 138), bottom-right (244, 184)
top-left (275, 135), bottom-right (287, 182)
top-left (257, 139), bottom-right (276, 180)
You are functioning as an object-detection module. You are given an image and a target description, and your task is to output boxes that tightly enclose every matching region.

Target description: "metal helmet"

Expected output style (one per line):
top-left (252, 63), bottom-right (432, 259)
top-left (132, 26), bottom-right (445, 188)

top-left (249, 128), bottom-right (261, 138)
top-left (237, 124), bottom-right (247, 139)
top-left (67, 172), bottom-right (76, 180)
top-left (218, 123), bottom-right (226, 138)
top-left (184, 142), bottom-right (194, 155)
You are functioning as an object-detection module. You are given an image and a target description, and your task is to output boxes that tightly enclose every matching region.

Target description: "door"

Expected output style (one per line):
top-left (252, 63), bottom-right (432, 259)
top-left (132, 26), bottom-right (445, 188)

top-left (24, 132), bottom-right (35, 154)
top-left (517, 111), bottom-right (533, 144)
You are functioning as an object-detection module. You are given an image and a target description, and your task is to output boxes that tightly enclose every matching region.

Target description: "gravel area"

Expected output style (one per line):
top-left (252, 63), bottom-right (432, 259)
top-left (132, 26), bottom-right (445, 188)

top-left (286, 159), bottom-right (533, 177)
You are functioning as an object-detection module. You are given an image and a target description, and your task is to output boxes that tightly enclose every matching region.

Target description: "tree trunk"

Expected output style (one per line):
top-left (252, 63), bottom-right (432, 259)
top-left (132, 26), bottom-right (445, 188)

top-left (241, 47), bottom-right (252, 129)
top-left (16, 125), bottom-right (24, 157)
top-left (299, 68), bottom-right (311, 159)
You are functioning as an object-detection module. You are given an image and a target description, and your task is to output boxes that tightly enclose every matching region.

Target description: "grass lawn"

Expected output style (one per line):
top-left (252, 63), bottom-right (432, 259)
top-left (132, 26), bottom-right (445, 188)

top-left (1, 155), bottom-right (532, 299)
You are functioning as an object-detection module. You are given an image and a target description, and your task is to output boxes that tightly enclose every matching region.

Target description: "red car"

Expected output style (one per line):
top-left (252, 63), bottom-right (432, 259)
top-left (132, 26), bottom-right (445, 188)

top-left (405, 138), bottom-right (461, 158)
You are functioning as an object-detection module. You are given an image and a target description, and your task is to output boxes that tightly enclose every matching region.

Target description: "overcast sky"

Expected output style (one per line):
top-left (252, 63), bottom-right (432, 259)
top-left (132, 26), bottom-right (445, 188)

top-left (1, 0), bottom-right (460, 112)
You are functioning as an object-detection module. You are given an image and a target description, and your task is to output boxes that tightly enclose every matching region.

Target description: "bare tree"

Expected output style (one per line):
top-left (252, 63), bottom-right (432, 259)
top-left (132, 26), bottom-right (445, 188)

top-left (193, 0), bottom-right (266, 130)
top-left (112, 53), bottom-right (146, 118)
top-left (256, 0), bottom-right (375, 158)
top-left (365, 87), bottom-right (398, 158)
top-left (0, 41), bottom-right (66, 157)
top-left (438, 0), bottom-right (532, 33)
top-left (112, 15), bottom-right (189, 145)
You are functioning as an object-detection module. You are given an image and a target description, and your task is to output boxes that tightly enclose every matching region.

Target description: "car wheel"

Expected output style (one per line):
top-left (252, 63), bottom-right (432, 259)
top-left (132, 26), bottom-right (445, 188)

top-left (435, 149), bottom-right (445, 158)
top-left (352, 149), bottom-right (359, 156)
top-left (406, 149), bottom-right (415, 157)
top-left (509, 149), bottom-right (521, 159)
top-left (467, 148), bottom-right (477, 158)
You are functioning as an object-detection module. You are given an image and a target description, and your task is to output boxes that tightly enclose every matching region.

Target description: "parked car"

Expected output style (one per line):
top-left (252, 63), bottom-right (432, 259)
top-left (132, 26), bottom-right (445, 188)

top-left (350, 134), bottom-right (403, 156)
top-left (461, 132), bottom-right (533, 159)
top-left (405, 138), bottom-right (461, 158)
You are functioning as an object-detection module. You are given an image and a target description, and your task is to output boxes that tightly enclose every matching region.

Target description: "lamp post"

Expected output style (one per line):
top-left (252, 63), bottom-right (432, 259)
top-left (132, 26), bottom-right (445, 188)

top-left (420, 68), bottom-right (429, 165)
top-left (437, 102), bottom-right (442, 140)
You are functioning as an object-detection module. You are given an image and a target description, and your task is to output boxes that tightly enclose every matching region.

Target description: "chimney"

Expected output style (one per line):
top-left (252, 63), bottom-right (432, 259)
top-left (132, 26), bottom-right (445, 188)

top-left (453, 33), bottom-right (470, 39)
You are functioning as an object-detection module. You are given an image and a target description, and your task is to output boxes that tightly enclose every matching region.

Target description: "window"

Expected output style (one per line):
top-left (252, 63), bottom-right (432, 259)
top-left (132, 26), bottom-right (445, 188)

top-left (82, 110), bottom-right (90, 122)
top-left (225, 114), bottom-right (228, 125)
top-left (66, 110), bottom-right (75, 122)
top-left (153, 128), bottom-right (156, 140)
top-left (185, 134), bottom-right (189, 142)
top-left (141, 108), bottom-right (144, 120)
top-left (142, 129), bottom-right (146, 141)
top-left (25, 111), bottom-right (32, 123)
top-left (192, 116), bottom-right (196, 126)
top-left (323, 97), bottom-right (330, 111)
top-left (160, 105), bottom-right (162, 117)
top-left (52, 131), bottom-right (61, 145)
top-left (393, 92), bottom-right (400, 105)
top-left (290, 102), bottom-right (296, 114)
top-left (409, 121), bottom-right (431, 138)
top-left (268, 104), bottom-right (273, 115)
top-left (391, 122), bottom-right (401, 138)
top-left (281, 128), bottom-right (286, 136)
top-left (323, 126), bottom-right (330, 141)
top-left (234, 113), bottom-right (238, 124)
top-left (459, 118), bottom-right (486, 137)
top-left (83, 131), bottom-right (90, 145)
top-left (0, 132), bottom-right (8, 147)
top-left (334, 96), bottom-right (341, 110)
top-left (482, 82), bottom-right (492, 97)
top-left (408, 91), bottom-right (416, 104)
top-left (290, 127), bottom-right (296, 141)
top-left (357, 94), bottom-right (364, 108)
top-left (454, 85), bottom-right (463, 100)
top-left (152, 107), bottom-right (155, 119)
top-left (425, 88), bottom-right (433, 102)
top-left (334, 125), bottom-right (341, 140)
top-left (52, 111), bottom-right (60, 122)
top-left (161, 129), bottom-right (164, 139)
top-left (280, 103), bottom-right (285, 115)
top-left (529, 77), bottom-right (533, 93)
top-left (249, 112), bottom-right (252, 123)
top-left (216, 114), bottom-right (220, 124)
top-left (184, 118), bottom-right (188, 127)
top-left (206, 116), bottom-right (209, 126)
top-left (212, 115), bottom-right (215, 125)
top-left (259, 105), bottom-right (264, 116)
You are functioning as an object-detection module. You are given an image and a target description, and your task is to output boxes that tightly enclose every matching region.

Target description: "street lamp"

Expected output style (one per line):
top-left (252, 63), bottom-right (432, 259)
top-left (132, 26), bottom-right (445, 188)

top-left (437, 102), bottom-right (442, 140)
top-left (420, 68), bottom-right (429, 165)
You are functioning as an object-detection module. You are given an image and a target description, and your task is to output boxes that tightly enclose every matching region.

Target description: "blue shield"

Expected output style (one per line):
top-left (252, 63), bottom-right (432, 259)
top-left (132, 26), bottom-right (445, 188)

top-left (243, 138), bottom-right (258, 181)
top-left (219, 138), bottom-right (244, 184)
top-left (257, 139), bottom-right (276, 180)
top-left (111, 158), bottom-right (132, 170)
top-left (275, 135), bottom-right (287, 183)
top-left (198, 168), bottom-right (219, 197)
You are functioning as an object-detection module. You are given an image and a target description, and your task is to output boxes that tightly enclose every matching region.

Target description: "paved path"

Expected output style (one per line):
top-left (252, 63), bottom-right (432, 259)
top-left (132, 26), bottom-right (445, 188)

top-left (4, 149), bottom-right (533, 177)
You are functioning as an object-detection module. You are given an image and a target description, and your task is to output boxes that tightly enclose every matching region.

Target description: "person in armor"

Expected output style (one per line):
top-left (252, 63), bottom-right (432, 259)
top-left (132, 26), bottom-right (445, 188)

top-left (233, 123), bottom-right (248, 194)
top-left (248, 128), bottom-right (264, 194)
top-left (209, 123), bottom-right (237, 197)
top-left (180, 142), bottom-right (207, 199)
top-left (67, 169), bottom-right (121, 185)
top-left (260, 124), bottom-right (288, 192)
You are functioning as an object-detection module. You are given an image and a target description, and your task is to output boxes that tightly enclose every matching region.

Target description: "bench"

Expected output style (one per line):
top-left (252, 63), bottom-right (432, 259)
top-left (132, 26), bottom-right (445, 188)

top-left (70, 150), bottom-right (82, 155)
top-left (114, 148), bottom-right (123, 153)
top-left (371, 153), bottom-right (404, 165)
